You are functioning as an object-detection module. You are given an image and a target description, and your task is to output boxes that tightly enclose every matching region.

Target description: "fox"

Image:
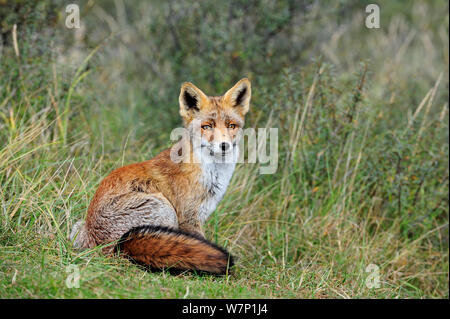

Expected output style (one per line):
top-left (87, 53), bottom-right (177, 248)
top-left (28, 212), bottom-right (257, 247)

top-left (70, 78), bottom-right (251, 275)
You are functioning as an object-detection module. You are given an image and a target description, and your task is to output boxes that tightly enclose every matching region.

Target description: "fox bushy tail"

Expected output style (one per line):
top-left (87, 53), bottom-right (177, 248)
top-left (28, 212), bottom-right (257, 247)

top-left (117, 225), bottom-right (234, 275)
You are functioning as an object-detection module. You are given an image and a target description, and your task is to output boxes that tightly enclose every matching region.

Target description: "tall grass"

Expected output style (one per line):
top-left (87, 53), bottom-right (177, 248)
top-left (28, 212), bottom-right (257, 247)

top-left (0, 0), bottom-right (448, 298)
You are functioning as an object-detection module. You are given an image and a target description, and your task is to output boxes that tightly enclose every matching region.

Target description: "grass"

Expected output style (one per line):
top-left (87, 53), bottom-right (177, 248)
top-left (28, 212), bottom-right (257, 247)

top-left (0, 0), bottom-right (448, 298)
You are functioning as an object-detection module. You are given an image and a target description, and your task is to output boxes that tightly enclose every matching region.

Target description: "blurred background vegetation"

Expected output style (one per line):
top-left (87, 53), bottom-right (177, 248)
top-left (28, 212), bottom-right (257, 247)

top-left (0, 0), bottom-right (448, 298)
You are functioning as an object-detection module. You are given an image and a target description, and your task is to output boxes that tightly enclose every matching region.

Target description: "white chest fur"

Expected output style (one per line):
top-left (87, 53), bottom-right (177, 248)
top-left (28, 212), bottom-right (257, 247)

top-left (198, 161), bottom-right (236, 223)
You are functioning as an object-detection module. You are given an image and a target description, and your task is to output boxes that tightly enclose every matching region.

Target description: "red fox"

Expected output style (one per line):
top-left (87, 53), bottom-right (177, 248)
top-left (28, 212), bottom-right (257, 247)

top-left (70, 78), bottom-right (251, 275)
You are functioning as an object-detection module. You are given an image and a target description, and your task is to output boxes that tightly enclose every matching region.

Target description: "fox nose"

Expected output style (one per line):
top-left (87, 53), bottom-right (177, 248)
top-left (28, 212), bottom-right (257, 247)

top-left (220, 142), bottom-right (231, 152)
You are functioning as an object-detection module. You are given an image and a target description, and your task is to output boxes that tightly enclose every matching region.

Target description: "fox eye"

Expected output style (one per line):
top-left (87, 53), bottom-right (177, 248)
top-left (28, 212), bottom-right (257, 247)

top-left (228, 123), bottom-right (237, 129)
top-left (201, 124), bottom-right (212, 130)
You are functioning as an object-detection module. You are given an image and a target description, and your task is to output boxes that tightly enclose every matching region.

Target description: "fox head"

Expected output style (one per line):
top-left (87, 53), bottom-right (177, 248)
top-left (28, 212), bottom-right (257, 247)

top-left (178, 78), bottom-right (251, 163)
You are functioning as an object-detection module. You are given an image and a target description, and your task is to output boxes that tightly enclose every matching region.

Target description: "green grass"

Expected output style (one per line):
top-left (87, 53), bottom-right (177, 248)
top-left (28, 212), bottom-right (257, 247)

top-left (0, 0), bottom-right (448, 298)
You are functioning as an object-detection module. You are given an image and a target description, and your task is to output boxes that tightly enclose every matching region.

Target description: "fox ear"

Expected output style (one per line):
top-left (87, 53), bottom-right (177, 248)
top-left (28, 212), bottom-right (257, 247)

top-left (179, 82), bottom-right (208, 117)
top-left (223, 78), bottom-right (251, 116)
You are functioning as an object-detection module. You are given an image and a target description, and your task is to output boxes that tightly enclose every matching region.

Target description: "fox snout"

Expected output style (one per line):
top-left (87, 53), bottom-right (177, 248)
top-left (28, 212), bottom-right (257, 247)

top-left (210, 127), bottom-right (235, 154)
top-left (178, 78), bottom-right (251, 162)
top-left (220, 142), bottom-right (231, 152)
